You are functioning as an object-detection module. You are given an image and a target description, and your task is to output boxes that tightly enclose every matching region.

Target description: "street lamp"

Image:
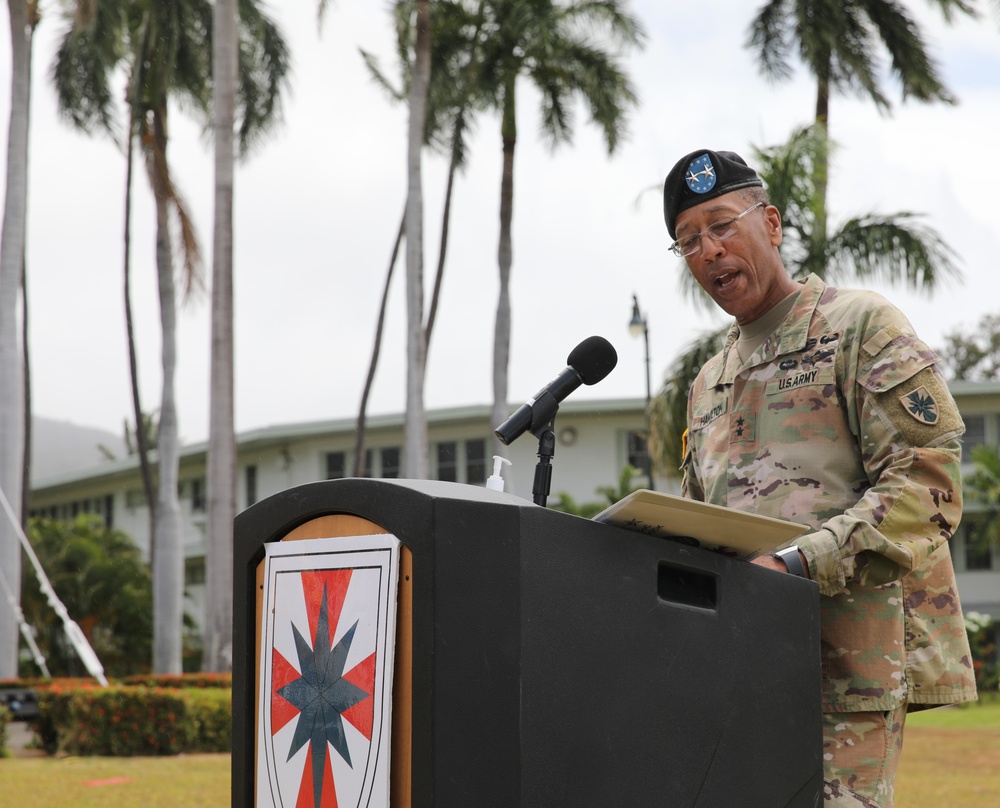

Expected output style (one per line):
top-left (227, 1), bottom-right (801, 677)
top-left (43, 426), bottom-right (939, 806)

top-left (628, 294), bottom-right (654, 489)
top-left (629, 294), bottom-right (651, 405)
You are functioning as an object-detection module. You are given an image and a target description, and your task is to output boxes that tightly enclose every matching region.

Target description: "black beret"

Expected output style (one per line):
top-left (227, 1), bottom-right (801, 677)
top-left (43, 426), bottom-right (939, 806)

top-left (663, 149), bottom-right (763, 239)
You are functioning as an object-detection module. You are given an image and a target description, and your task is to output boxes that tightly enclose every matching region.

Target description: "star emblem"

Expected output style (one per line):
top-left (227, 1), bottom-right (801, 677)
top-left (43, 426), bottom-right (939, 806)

top-left (900, 386), bottom-right (938, 424)
top-left (276, 582), bottom-right (372, 807)
top-left (685, 154), bottom-right (717, 193)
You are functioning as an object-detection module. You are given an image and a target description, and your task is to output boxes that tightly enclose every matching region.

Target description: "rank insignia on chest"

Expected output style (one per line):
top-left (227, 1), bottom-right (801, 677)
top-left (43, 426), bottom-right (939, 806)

top-left (734, 416), bottom-right (748, 439)
top-left (900, 385), bottom-right (938, 424)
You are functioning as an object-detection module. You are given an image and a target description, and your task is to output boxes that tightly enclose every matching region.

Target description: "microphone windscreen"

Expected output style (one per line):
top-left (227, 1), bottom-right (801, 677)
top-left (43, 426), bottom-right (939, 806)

top-left (568, 336), bottom-right (618, 386)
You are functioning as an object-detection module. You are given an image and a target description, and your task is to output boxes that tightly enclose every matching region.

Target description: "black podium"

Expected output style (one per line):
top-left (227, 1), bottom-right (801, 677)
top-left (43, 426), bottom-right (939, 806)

top-left (233, 478), bottom-right (822, 807)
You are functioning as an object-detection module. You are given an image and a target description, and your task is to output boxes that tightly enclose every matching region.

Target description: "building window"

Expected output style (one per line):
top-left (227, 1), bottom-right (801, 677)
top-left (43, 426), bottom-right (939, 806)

top-left (964, 520), bottom-right (994, 571)
top-left (380, 447), bottom-right (400, 479)
top-left (185, 557), bottom-right (206, 586)
top-left (626, 430), bottom-right (652, 479)
top-left (961, 414), bottom-right (987, 461)
top-left (190, 478), bottom-right (206, 512)
top-left (103, 494), bottom-right (114, 528)
top-left (326, 451), bottom-right (346, 480)
top-left (466, 438), bottom-right (487, 485)
top-left (437, 441), bottom-right (458, 482)
top-left (246, 465), bottom-right (258, 507)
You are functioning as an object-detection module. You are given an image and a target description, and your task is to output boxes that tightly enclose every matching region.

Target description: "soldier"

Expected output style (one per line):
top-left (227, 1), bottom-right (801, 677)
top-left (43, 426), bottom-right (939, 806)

top-left (663, 149), bottom-right (977, 807)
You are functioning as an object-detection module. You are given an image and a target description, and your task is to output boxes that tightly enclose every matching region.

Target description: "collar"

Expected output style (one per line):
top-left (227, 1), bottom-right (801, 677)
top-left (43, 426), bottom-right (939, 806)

top-left (703, 274), bottom-right (826, 386)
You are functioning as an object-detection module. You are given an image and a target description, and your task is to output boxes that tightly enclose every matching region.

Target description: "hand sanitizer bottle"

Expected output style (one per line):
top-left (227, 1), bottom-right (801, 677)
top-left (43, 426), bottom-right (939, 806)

top-left (486, 455), bottom-right (511, 492)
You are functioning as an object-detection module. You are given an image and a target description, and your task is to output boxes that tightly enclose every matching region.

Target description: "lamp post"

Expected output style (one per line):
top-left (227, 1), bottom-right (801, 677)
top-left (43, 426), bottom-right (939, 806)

top-left (629, 294), bottom-right (654, 489)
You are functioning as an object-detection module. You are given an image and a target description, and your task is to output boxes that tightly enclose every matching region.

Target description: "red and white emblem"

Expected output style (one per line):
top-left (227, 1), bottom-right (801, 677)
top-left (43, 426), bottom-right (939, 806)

top-left (257, 534), bottom-right (399, 808)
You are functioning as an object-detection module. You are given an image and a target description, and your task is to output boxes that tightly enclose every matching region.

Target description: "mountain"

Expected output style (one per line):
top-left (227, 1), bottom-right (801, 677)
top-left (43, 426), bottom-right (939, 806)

top-left (30, 417), bottom-right (128, 483)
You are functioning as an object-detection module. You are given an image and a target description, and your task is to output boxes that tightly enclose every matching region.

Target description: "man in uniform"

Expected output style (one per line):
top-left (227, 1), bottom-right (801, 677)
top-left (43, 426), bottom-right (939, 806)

top-left (663, 149), bottom-right (977, 807)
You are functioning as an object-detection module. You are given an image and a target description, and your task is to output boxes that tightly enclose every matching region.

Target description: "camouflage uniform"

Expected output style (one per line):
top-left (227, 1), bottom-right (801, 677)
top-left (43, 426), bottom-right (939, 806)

top-left (681, 275), bottom-right (977, 802)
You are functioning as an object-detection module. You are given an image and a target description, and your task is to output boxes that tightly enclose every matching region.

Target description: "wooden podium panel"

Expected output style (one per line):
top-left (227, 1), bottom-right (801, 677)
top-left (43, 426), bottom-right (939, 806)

top-left (232, 478), bottom-right (823, 808)
top-left (250, 515), bottom-right (413, 807)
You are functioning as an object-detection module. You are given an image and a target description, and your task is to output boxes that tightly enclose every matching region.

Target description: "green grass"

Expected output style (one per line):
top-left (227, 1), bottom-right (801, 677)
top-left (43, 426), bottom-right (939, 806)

top-left (0, 698), bottom-right (997, 806)
top-left (0, 753), bottom-right (230, 807)
top-left (905, 694), bottom-right (1000, 730)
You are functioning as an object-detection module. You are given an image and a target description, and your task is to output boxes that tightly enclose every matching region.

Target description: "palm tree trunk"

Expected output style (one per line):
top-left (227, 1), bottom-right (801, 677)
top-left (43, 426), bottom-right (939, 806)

top-left (20, 11), bottom-right (36, 524)
top-left (491, 81), bottom-right (516, 461)
top-left (812, 64), bottom-right (831, 266)
top-left (424, 120), bottom-right (462, 351)
top-left (0, 0), bottom-right (31, 677)
top-left (204, 0), bottom-right (238, 672)
top-left (354, 209), bottom-right (405, 477)
top-left (123, 110), bottom-right (157, 545)
top-left (149, 108), bottom-right (184, 675)
top-left (403, 0), bottom-right (431, 479)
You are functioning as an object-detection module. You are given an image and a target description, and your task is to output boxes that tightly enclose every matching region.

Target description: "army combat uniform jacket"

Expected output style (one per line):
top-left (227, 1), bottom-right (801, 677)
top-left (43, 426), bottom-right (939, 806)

top-left (682, 274), bottom-right (977, 713)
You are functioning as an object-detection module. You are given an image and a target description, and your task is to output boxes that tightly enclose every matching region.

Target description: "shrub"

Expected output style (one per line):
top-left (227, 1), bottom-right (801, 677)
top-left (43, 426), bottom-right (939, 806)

top-left (120, 672), bottom-right (232, 690)
top-left (35, 679), bottom-right (231, 756)
top-left (965, 611), bottom-right (999, 693)
top-left (0, 704), bottom-right (9, 757)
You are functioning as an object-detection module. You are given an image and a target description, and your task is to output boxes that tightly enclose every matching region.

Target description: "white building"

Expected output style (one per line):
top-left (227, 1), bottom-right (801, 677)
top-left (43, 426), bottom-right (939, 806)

top-left (28, 389), bottom-right (1000, 630)
top-left (29, 398), bottom-right (657, 628)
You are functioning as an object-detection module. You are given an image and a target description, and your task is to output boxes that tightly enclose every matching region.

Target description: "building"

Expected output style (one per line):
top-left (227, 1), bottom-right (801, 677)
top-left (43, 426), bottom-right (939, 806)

top-left (28, 389), bottom-right (1000, 631)
top-left (29, 398), bottom-right (656, 628)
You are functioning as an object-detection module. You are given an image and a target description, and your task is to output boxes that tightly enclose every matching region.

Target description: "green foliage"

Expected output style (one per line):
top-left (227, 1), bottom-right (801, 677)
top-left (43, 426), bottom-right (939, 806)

top-left (965, 444), bottom-right (1000, 548)
top-left (550, 465), bottom-right (643, 517)
top-left (20, 516), bottom-right (153, 678)
top-left (120, 672), bottom-right (232, 689)
top-left (35, 681), bottom-right (231, 756)
top-left (939, 313), bottom-right (1000, 382)
top-left (746, 0), bottom-right (971, 113)
top-left (0, 704), bottom-right (9, 758)
top-left (647, 330), bottom-right (728, 479)
top-left (964, 611), bottom-right (999, 693)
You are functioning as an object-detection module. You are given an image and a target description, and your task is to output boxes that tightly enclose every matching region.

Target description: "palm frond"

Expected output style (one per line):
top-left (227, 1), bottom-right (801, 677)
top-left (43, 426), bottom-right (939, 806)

top-left (647, 327), bottom-right (729, 476)
top-left (825, 213), bottom-right (961, 292)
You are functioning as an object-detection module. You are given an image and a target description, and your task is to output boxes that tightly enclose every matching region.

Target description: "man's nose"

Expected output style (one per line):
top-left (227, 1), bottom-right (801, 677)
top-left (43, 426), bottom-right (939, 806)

top-left (700, 233), bottom-right (725, 261)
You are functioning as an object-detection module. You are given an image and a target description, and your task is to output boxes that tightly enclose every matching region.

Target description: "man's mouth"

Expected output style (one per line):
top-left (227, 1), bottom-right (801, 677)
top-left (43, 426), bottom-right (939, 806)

top-left (714, 270), bottom-right (738, 291)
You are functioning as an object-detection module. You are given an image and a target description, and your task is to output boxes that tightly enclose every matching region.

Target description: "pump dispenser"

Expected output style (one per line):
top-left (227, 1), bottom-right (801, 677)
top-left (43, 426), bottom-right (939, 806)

top-left (486, 455), bottom-right (512, 492)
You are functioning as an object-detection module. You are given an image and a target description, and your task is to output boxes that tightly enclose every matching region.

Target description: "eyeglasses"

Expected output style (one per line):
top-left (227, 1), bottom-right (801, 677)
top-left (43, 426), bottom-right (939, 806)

top-left (670, 202), bottom-right (765, 258)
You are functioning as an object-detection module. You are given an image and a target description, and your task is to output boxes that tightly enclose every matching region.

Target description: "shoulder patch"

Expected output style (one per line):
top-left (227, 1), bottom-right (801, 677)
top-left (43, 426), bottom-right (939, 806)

top-left (899, 385), bottom-right (938, 425)
top-left (874, 366), bottom-right (962, 446)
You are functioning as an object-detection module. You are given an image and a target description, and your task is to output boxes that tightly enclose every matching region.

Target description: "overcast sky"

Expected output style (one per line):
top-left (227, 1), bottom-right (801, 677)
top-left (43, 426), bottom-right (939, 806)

top-left (3, 1), bottom-right (998, 444)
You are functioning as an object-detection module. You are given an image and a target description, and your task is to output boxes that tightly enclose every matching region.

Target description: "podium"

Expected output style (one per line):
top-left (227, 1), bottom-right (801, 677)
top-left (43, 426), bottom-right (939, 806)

top-left (233, 478), bottom-right (822, 807)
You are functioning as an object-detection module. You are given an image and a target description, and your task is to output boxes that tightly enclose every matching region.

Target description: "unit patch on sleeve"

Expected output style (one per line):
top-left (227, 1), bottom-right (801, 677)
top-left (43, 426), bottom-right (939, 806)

top-left (900, 385), bottom-right (938, 425)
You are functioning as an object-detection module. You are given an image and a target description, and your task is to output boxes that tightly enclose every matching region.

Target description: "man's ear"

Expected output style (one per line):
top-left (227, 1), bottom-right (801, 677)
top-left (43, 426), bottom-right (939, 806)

top-left (766, 205), bottom-right (783, 247)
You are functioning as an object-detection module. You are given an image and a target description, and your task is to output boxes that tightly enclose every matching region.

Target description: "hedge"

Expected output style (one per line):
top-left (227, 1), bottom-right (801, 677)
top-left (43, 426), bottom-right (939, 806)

top-left (120, 672), bottom-right (232, 690)
top-left (33, 681), bottom-right (232, 756)
top-left (0, 704), bottom-right (9, 757)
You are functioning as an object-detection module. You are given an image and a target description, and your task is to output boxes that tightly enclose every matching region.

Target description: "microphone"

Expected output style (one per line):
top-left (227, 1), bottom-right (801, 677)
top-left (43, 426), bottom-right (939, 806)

top-left (495, 336), bottom-right (618, 445)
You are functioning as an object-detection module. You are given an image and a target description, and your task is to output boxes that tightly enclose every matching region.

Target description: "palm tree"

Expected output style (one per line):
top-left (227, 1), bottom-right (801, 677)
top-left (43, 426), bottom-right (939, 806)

top-left (648, 125), bottom-right (960, 475)
top-left (51, 0), bottom-right (287, 673)
top-left (352, 0), bottom-right (487, 476)
top-left (0, 0), bottom-right (38, 678)
top-left (746, 0), bottom-right (975, 244)
top-left (474, 0), bottom-right (645, 458)
top-left (53, 0), bottom-right (211, 676)
top-left (205, 0), bottom-right (238, 676)
top-left (403, 0), bottom-right (432, 477)
top-left (203, 0), bottom-right (288, 673)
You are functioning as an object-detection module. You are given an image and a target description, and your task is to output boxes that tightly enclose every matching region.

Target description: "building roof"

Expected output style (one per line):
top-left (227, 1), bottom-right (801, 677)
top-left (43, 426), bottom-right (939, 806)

top-left (31, 397), bottom-right (648, 493)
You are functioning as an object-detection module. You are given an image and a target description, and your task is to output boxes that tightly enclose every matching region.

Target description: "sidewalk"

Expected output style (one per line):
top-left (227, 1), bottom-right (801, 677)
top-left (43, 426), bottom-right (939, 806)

top-left (4, 720), bottom-right (45, 758)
